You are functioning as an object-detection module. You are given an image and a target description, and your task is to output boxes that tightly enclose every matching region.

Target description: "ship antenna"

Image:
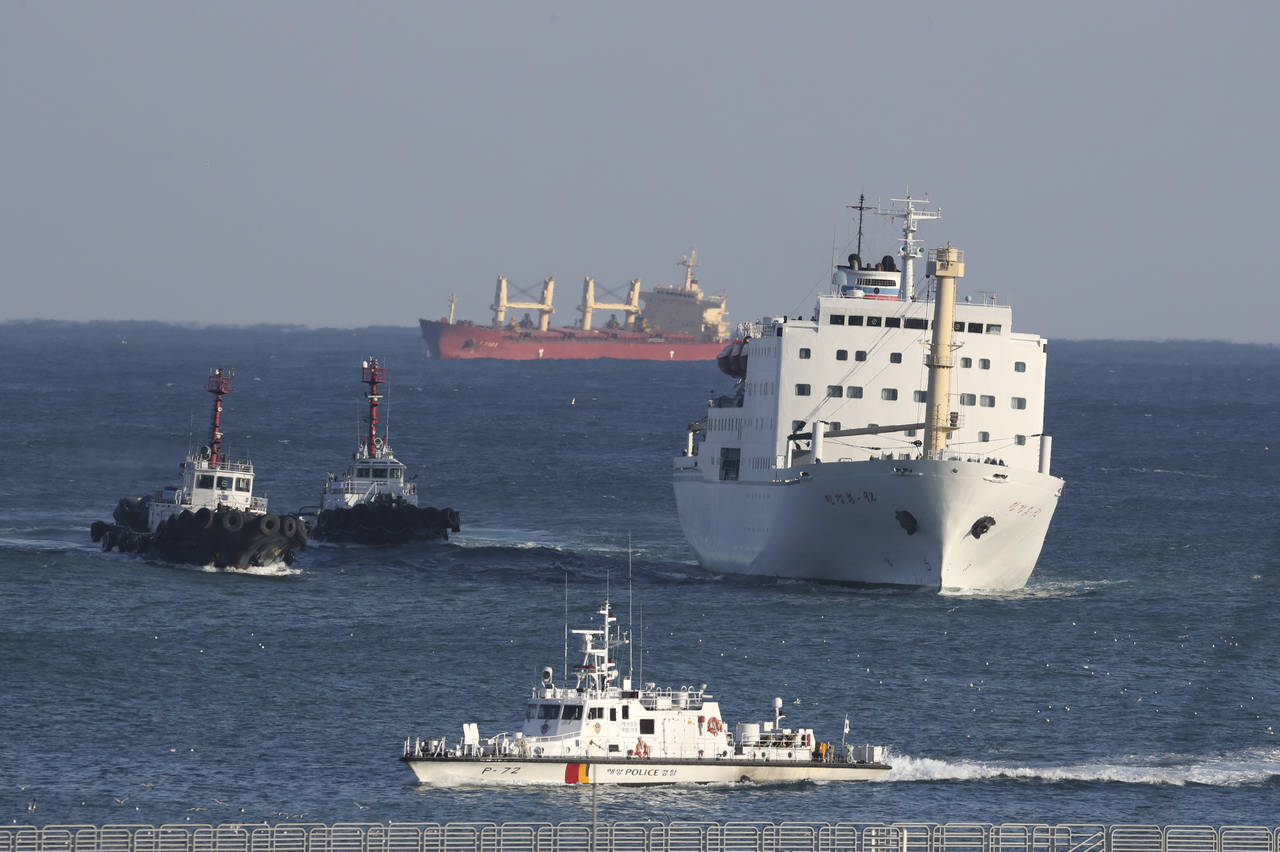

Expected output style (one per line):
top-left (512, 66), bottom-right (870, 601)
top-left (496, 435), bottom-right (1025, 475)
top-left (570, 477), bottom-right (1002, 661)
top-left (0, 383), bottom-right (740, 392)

top-left (847, 192), bottom-right (871, 260)
top-left (205, 367), bottom-right (234, 468)
top-left (563, 569), bottom-right (569, 687)
top-left (362, 357), bottom-right (385, 458)
top-left (628, 531), bottom-right (634, 679)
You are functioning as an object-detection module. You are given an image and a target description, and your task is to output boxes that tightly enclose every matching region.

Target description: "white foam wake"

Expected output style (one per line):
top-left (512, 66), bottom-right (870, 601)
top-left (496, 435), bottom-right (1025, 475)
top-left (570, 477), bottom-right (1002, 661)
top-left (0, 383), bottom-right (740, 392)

top-left (885, 748), bottom-right (1280, 787)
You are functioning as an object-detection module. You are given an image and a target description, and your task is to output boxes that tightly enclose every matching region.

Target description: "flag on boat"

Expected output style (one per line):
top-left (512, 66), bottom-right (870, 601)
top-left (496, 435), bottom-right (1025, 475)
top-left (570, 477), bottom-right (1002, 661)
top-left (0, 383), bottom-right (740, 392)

top-left (843, 714), bottom-right (850, 734)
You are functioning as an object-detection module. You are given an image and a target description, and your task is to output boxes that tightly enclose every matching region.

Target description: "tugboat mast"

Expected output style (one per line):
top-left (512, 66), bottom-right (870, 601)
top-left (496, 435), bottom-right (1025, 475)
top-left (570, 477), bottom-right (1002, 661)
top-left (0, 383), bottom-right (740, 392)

top-left (205, 368), bottom-right (234, 468)
top-left (362, 357), bottom-right (386, 459)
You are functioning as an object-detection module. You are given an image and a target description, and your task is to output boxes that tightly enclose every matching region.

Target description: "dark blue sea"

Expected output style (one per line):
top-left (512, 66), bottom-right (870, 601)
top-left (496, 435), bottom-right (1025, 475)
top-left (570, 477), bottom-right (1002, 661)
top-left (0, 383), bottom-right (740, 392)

top-left (2, 322), bottom-right (1278, 827)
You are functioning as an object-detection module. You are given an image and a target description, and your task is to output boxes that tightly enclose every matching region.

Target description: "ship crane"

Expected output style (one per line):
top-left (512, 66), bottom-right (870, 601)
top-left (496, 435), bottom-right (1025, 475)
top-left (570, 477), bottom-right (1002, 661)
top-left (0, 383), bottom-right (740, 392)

top-left (579, 277), bottom-right (642, 331)
top-left (492, 276), bottom-right (555, 331)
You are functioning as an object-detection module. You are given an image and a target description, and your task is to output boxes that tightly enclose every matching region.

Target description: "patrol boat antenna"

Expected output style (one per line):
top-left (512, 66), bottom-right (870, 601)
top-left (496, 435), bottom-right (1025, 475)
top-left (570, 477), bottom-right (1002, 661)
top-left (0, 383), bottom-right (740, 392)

top-left (877, 193), bottom-right (940, 301)
top-left (205, 367), bottom-right (234, 468)
top-left (362, 358), bottom-right (386, 459)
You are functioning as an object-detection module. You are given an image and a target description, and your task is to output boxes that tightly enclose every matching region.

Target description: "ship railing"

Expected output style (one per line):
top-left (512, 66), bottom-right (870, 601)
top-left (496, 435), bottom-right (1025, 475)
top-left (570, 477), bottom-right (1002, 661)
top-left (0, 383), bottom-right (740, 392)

top-left (4, 823), bottom-right (1275, 852)
top-left (249, 497), bottom-right (268, 513)
top-left (204, 459), bottom-right (255, 474)
top-left (637, 687), bottom-right (705, 711)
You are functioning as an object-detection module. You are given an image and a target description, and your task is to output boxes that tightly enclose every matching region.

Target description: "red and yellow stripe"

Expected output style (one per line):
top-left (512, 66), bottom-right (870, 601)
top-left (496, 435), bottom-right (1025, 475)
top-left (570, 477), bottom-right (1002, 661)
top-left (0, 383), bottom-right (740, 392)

top-left (563, 763), bottom-right (590, 784)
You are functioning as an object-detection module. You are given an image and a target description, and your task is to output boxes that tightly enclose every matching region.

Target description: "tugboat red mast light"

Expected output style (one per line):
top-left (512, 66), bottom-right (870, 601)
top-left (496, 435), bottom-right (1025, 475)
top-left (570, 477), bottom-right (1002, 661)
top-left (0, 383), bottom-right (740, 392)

top-left (362, 358), bottom-right (386, 458)
top-left (205, 367), bottom-right (234, 468)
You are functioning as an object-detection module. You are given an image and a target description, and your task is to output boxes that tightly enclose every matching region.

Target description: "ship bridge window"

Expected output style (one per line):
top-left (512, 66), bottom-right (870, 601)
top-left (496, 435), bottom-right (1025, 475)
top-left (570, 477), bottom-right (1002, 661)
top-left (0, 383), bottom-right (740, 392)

top-left (827, 385), bottom-right (843, 398)
top-left (890, 352), bottom-right (903, 364)
top-left (390, 468), bottom-right (402, 479)
top-left (885, 317), bottom-right (901, 329)
top-left (526, 703), bottom-right (538, 720)
top-left (622, 705), bottom-right (629, 719)
top-left (980, 395), bottom-right (996, 407)
top-left (216, 476), bottom-right (233, 490)
top-left (968, 322), bottom-right (983, 333)
top-left (357, 467), bottom-right (371, 477)
top-left (848, 315), bottom-right (864, 326)
top-left (954, 321), bottom-right (965, 332)
top-left (866, 316), bottom-right (882, 327)
top-left (829, 314), bottom-right (845, 325)
top-left (986, 324), bottom-right (1003, 334)
top-left (537, 704), bottom-right (560, 720)
top-left (562, 705), bottom-right (583, 720)
top-left (587, 707), bottom-right (603, 720)
top-left (197, 474), bottom-right (215, 489)
top-left (799, 348), bottom-right (811, 359)
top-left (610, 707), bottom-right (617, 721)
top-left (795, 384), bottom-right (811, 396)
top-left (235, 478), bottom-right (251, 492)
top-left (1014, 361), bottom-right (1027, 373)
top-left (836, 349), bottom-right (848, 361)
top-left (640, 719), bottom-right (655, 735)
top-left (372, 467), bottom-right (389, 479)
top-left (960, 357), bottom-right (973, 368)
top-left (905, 318), bottom-right (928, 330)
top-left (847, 386), bottom-right (863, 399)
top-left (960, 394), bottom-right (976, 406)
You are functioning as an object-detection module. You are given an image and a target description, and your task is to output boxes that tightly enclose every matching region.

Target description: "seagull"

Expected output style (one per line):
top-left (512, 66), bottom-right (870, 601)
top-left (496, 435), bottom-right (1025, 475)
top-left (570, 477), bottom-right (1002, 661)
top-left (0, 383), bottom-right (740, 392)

top-left (213, 798), bottom-right (229, 806)
top-left (113, 795), bottom-right (130, 804)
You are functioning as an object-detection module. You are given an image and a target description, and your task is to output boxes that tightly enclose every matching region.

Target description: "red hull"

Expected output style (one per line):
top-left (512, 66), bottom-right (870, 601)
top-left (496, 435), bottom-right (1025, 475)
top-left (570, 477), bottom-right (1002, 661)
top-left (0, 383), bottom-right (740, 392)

top-left (419, 319), bottom-right (725, 361)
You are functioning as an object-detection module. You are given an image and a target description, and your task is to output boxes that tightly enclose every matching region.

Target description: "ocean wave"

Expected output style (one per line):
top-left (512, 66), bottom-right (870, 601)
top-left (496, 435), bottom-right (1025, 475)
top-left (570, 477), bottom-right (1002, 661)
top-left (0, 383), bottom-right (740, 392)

top-left (885, 748), bottom-right (1280, 787)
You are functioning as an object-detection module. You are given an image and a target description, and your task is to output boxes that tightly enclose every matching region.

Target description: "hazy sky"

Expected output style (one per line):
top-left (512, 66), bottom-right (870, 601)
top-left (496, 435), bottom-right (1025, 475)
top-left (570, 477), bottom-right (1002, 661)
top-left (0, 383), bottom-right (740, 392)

top-left (3, 2), bottom-right (1277, 342)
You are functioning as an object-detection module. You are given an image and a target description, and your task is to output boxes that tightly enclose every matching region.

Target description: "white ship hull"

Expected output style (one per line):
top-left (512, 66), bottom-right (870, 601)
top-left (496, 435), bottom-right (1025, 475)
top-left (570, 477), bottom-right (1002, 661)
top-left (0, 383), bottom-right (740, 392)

top-left (674, 458), bottom-right (1062, 591)
top-left (403, 757), bottom-right (888, 787)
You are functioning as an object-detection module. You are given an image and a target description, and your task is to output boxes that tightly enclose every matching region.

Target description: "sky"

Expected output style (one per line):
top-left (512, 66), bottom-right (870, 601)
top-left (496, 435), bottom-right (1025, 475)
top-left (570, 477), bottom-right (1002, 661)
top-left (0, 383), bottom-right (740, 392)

top-left (3, 1), bottom-right (1277, 342)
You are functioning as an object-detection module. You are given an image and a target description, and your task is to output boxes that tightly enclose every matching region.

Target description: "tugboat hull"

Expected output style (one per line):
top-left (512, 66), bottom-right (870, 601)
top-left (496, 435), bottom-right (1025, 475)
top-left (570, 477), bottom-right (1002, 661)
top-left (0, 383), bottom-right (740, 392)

top-left (312, 501), bottom-right (460, 546)
top-left (91, 501), bottom-right (307, 570)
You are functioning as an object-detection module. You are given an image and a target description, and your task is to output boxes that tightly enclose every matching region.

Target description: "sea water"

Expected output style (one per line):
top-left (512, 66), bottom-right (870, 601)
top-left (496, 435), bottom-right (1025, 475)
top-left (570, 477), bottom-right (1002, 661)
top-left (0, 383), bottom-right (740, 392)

top-left (1, 322), bottom-right (1277, 826)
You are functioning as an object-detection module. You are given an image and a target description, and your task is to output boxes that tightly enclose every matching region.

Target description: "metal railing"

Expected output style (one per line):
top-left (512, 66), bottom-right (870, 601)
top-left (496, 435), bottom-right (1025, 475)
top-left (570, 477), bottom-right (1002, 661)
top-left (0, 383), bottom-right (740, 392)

top-left (1, 823), bottom-right (1276, 852)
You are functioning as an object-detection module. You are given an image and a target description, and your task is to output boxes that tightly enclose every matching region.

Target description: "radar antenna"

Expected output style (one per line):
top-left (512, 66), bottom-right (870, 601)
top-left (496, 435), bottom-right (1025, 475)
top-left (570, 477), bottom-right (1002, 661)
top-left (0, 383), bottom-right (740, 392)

top-left (877, 191), bottom-right (941, 301)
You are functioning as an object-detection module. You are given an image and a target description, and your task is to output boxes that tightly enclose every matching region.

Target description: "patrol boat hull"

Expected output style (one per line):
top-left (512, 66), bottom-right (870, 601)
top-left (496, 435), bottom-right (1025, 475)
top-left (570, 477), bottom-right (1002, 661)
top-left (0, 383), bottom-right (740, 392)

top-left (401, 756), bottom-right (889, 787)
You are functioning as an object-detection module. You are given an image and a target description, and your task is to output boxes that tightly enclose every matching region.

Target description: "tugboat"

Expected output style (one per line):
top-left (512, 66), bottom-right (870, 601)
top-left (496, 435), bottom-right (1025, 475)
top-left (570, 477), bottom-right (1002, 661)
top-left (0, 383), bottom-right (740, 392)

top-left (90, 368), bottom-right (308, 569)
top-left (401, 598), bottom-right (890, 786)
top-left (307, 357), bottom-right (460, 545)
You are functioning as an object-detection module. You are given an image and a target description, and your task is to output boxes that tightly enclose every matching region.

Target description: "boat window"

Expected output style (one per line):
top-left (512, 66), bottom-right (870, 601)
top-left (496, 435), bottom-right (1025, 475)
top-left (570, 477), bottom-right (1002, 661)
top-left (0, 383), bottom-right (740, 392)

top-left (610, 708), bottom-right (617, 721)
top-left (608, 744), bottom-right (620, 752)
top-left (621, 705), bottom-right (629, 719)
top-left (836, 349), bottom-right (848, 361)
top-left (372, 467), bottom-right (389, 479)
top-left (795, 384), bottom-right (811, 396)
top-left (197, 475), bottom-right (215, 489)
top-left (980, 395), bottom-right (995, 407)
top-left (986, 324), bottom-right (1002, 334)
top-left (799, 348), bottom-right (811, 359)
top-left (890, 352), bottom-right (902, 364)
top-left (640, 719), bottom-right (655, 735)
top-left (967, 323), bottom-right (983, 333)
top-left (829, 314), bottom-right (845, 325)
top-left (827, 385), bottom-right (843, 398)
top-left (855, 350), bottom-right (867, 362)
top-left (587, 707), bottom-right (602, 720)
top-left (960, 357), bottom-right (973, 368)
top-left (235, 478), bottom-right (251, 492)
top-left (562, 705), bottom-right (583, 720)
top-left (390, 469), bottom-right (402, 479)
top-left (979, 358), bottom-right (991, 370)
top-left (829, 421), bottom-right (841, 431)
top-left (1015, 435), bottom-right (1027, 445)
top-left (914, 390), bottom-right (927, 403)
top-left (954, 321), bottom-right (965, 332)
top-left (538, 704), bottom-right (560, 720)
top-left (357, 467), bottom-right (371, 477)
top-left (881, 388), bottom-right (898, 401)
top-left (960, 394), bottom-right (976, 406)
top-left (905, 318), bottom-right (928, 330)
top-left (906, 428), bottom-right (918, 437)
top-left (526, 703), bottom-right (538, 720)
top-left (978, 431), bottom-right (990, 442)
top-left (1011, 397), bottom-right (1027, 410)
top-left (1014, 361), bottom-right (1027, 373)
top-left (885, 317), bottom-right (901, 328)
top-left (791, 420), bottom-right (805, 433)
top-left (866, 316), bottom-right (882, 327)
top-left (847, 386), bottom-right (863, 399)
top-left (216, 476), bottom-right (233, 490)
top-left (848, 315), bottom-right (864, 326)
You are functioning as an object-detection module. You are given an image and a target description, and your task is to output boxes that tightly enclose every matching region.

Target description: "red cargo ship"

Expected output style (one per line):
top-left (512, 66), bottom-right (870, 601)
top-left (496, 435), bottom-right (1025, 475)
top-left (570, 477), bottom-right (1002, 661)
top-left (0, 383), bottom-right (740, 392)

top-left (419, 251), bottom-right (730, 361)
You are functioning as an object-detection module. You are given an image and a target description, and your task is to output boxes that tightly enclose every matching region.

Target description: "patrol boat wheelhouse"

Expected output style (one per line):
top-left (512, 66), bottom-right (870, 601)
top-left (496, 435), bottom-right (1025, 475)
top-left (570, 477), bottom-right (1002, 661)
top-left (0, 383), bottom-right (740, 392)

top-left (309, 358), bottom-right (460, 544)
top-left (401, 598), bottom-right (890, 786)
top-left (674, 196), bottom-right (1064, 591)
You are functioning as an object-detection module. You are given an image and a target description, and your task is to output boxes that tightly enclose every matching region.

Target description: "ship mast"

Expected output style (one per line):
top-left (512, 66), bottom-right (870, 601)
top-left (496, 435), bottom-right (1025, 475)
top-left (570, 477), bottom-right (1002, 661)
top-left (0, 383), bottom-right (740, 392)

top-left (681, 250), bottom-right (698, 291)
top-left (879, 193), bottom-right (940, 301)
top-left (362, 357), bottom-right (386, 459)
top-left (205, 367), bottom-right (234, 468)
top-left (846, 193), bottom-right (871, 261)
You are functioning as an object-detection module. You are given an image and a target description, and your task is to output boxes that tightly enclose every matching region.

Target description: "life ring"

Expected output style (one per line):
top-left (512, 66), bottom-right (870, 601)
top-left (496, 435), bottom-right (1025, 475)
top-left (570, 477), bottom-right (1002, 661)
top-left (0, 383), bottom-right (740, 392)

top-left (635, 740), bottom-right (649, 759)
top-left (706, 717), bottom-right (722, 735)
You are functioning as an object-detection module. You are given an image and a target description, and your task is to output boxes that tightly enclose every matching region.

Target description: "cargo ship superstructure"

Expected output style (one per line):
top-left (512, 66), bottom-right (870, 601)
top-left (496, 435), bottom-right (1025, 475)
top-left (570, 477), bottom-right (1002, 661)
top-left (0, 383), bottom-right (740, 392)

top-left (419, 251), bottom-right (729, 360)
top-left (673, 196), bottom-right (1063, 591)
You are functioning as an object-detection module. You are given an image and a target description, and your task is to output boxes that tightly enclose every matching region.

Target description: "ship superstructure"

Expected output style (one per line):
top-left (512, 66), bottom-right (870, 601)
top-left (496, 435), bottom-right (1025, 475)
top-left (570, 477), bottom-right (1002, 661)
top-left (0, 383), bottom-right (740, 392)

top-left (401, 598), bottom-right (889, 786)
top-left (419, 251), bottom-right (730, 360)
top-left (673, 196), bottom-right (1064, 591)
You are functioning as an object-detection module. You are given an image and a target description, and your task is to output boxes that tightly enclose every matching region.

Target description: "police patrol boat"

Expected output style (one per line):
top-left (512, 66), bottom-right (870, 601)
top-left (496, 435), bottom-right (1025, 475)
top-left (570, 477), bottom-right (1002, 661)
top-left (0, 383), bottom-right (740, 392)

top-left (90, 368), bottom-right (308, 569)
top-left (400, 598), bottom-right (890, 786)
top-left (674, 195), bottom-right (1064, 591)
top-left (306, 357), bottom-right (460, 544)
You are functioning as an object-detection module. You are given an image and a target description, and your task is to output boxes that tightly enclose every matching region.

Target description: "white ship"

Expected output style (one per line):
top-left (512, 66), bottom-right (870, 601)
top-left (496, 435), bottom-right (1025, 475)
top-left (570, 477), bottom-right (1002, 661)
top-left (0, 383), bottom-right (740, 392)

top-left (673, 196), bottom-right (1064, 591)
top-left (401, 598), bottom-right (890, 786)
